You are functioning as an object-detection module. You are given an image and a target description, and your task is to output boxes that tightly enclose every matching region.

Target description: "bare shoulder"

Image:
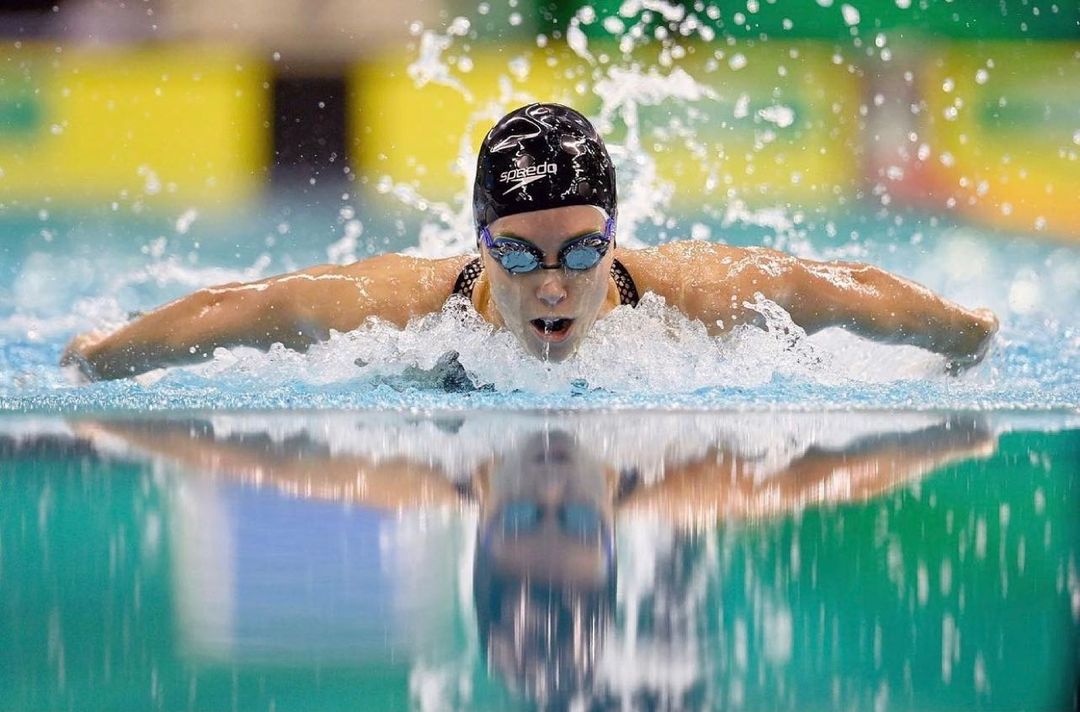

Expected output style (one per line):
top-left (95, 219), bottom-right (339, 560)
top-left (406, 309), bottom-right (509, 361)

top-left (308, 252), bottom-right (472, 282)
top-left (615, 241), bottom-right (784, 300)
top-left (615, 241), bottom-right (802, 332)
top-left (293, 253), bottom-right (471, 293)
top-left (283, 252), bottom-right (476, 330)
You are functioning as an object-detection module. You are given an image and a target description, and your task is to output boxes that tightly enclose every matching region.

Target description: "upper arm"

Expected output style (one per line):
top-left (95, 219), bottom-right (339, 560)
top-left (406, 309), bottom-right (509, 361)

top-left (252, 253), bottom-right (469, 337)
top-left (685, 247), bottom-right (900, 335)
top-left (625, 241), bottom-right (995, 361)
top-left (780, 258), bottom-right (890, 334)
top-left (636, 243), bottom-right (803, 332)
top-left (77, 253), bottom-right (471, 379)
top-left (646, 244), bottom-right (906, 336)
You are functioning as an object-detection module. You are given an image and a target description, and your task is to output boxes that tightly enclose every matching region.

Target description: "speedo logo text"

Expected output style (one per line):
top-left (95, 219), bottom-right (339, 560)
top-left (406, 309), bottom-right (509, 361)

top-left (500, 162), bottom-right (558, 194)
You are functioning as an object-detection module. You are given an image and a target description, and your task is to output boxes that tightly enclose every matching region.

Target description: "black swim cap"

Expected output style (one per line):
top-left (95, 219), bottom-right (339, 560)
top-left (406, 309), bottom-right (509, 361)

top-left (473, 103), bottom-right (617, 230)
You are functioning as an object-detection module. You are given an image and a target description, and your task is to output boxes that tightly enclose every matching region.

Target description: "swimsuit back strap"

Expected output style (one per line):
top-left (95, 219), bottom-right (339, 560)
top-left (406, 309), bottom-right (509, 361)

top-left (611, 258), bottom-right (639, 307)
top-left (451, 257), bottom-right (484, 301)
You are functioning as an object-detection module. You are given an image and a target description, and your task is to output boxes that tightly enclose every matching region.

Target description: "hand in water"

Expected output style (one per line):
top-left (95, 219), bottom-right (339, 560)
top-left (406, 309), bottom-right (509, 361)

top-left (60, 330), bottom-right (108, 383)
top-left (945, 308), bottom-right (999, 376)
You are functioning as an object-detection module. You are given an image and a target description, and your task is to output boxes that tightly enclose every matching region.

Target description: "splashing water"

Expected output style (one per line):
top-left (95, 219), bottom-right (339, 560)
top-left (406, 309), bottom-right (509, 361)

top-left (0, 4), bottom-right (1078, 412)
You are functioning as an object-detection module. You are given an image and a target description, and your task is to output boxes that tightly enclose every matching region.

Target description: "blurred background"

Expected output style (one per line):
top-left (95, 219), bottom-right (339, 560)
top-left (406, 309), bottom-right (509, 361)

top-left (0, 0), bottom-right (1076, 241)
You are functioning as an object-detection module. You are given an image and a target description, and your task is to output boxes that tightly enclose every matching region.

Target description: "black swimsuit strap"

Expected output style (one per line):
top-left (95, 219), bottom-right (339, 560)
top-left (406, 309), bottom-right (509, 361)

top-left (610, 258), bottom-right (640, 307)
top-left (450, 257), bottom-right (484, 301)
top-left (450, 256), bottom-right (639, 307)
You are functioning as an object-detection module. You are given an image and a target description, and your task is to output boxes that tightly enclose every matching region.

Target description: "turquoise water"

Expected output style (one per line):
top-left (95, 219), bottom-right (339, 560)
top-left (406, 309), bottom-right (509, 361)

top-left (1, 411), bottom-right (1077, 711)
top-left (0, 198), bottom-right (1078, 411)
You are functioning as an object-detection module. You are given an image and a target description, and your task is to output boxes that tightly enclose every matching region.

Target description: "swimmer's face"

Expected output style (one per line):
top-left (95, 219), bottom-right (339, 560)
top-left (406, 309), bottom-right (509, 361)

top-left (482, 205), bottom-right (615, 362)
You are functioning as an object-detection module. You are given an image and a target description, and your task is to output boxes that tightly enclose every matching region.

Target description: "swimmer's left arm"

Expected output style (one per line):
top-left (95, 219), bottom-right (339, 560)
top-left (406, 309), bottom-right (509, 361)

top-left (618, 418), bottom-right (996, 524)
top-left (780, 256), bottom-right (998, 371)
top-left (697, 247), bottom-right (998, 372)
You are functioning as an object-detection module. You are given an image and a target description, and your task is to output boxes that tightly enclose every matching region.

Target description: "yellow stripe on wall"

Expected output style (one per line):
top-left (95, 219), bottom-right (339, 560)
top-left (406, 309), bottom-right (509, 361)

top-left (0, 45), bottom-right (268, 208)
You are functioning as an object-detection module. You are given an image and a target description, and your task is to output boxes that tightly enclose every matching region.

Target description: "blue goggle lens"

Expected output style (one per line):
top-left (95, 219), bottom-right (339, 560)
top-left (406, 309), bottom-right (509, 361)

top-left (483, 224), bottom-right (612, 275)
top-left (499, 501), bottom-right (542, 533)
top-left (562, 241), bottom-right (605, 271)
top-left (559, 502), bottom-right (603, 541)
top-left (497, 248), bottom-right (541, 274)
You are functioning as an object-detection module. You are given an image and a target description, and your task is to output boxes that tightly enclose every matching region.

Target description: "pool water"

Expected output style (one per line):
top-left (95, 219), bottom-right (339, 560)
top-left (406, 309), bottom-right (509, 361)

top-left (0, 193), bottom-right (1077, 709)
top-left (1, 411), bottom-right (1076, 711)
top-left (0, 197), bottom-right (1078, 412)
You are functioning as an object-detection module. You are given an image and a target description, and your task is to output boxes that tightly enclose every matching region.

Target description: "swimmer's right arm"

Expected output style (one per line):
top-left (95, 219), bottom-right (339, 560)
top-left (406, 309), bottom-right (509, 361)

top-left (61, 254), bottom-right (470, 381)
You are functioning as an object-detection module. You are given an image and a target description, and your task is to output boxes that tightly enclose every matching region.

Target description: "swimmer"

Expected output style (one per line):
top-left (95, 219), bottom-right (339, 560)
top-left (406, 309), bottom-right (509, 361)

top-left (62, 103), bottom-right (999, 381)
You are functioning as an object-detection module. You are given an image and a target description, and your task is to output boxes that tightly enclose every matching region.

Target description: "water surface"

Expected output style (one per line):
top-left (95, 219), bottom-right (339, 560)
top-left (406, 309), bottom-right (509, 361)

top-left (2, 410), bottom-right (1076, 711)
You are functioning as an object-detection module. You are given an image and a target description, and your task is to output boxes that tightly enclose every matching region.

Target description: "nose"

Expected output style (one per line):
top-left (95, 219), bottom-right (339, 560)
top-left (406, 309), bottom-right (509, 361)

top-left (535, 273), bottom-right (567, 307)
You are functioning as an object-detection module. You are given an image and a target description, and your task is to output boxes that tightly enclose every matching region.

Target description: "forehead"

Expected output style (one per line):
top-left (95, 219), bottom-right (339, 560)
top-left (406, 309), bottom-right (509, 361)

top-left (489, 205), bottom-right (607, 241)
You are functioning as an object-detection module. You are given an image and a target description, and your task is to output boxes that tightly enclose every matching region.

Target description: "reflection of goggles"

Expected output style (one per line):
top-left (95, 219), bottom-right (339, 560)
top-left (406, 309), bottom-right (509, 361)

top-left (494, 501), bottom-right (604, 542)
top-left (483, 499), bottom-right (617, 571)
top-left (479, 216), bottom-right (616, 274)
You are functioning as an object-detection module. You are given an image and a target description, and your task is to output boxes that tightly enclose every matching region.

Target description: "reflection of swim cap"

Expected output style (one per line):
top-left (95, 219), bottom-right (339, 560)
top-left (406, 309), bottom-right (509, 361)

top-left (473, 103), bottom-right (617, 230)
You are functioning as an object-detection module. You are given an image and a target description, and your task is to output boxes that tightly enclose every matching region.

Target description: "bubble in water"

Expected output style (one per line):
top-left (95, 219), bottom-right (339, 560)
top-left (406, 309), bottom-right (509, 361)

top-left (136, 165), bottom-right (161, 196)
top-left (447, 16), bottom-right (470, 35)
top-left (327, 220), bottom-right (364, 264)
top-left (734, 93), bottom-right (750, 118)
top-left (175, 208), bottom-right (198, 235)
top-left (603, 16), bottom-right (625, 33)
top-left (407, 29), bottom-right (473, 101)
top-left (758, 105), bottom-right (795, 128)
top-left (507, 56), bottom-right (530, 81)
top-left (567, 20), bottom-right (594, 63)
top-left (1008, 272), bottom-right (1041, 314)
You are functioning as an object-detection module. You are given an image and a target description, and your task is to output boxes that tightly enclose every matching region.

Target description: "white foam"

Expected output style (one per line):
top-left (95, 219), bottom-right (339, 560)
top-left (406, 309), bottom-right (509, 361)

top-left (177, 290), bottom-right (949, 399)
top-left (407, 29), bottom-right (474, 101)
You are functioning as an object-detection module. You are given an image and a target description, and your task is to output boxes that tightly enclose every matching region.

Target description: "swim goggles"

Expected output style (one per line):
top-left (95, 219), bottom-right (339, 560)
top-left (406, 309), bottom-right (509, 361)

top-left (479, 216), bottom-right (616, 274)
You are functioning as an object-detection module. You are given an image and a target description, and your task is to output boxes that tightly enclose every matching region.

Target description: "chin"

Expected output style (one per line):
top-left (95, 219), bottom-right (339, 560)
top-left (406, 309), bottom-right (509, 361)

top-left (525, 337), bottom-right (578, 362)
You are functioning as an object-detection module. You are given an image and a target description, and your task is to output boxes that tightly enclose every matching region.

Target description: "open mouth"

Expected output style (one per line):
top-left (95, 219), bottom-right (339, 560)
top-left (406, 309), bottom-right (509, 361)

top-left (529, 317), bottom-right (575, 343)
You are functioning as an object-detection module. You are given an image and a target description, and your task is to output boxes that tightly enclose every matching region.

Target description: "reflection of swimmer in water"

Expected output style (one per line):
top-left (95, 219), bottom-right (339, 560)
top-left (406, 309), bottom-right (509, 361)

top-left (73, 415), bottom-right (995, 707)
top-left (63, 103), bottom-right (998, 381)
